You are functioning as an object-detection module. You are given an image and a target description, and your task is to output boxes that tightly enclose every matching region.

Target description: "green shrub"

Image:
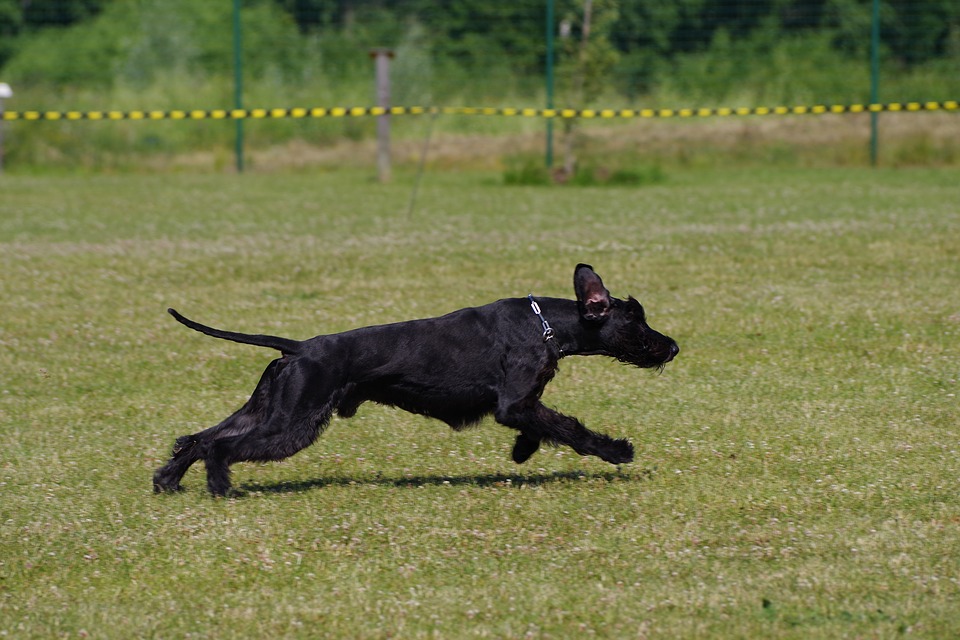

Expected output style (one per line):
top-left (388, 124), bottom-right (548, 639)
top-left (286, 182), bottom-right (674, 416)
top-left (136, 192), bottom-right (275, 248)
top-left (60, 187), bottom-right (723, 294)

top-left (503, 154), bottom-right (666, 187)
top-left (3, 0), bottom-right (303, 88)
top-left (503, 157), bottom-right (551, 186)
top-left (565, 163), bottom-right (666, 187)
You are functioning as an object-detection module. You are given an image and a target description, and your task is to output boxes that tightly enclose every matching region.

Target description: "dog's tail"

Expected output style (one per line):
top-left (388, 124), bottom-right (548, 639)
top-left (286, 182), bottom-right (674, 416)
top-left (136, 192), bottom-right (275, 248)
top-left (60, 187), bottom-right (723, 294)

top-left (168, 308), bottom-right (302, 355)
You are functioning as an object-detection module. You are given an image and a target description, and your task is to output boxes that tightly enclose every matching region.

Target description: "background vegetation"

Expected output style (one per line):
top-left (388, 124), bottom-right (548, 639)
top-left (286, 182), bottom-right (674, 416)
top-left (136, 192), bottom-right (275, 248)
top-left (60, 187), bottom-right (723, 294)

top-left (0, 0), bottom-right (957, 171)
top-left (3, 0), bottom-right (958, 93)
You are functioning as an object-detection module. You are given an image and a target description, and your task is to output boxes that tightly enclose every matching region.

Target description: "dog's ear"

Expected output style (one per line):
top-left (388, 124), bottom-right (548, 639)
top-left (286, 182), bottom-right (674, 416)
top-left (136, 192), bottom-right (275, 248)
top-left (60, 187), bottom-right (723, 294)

top-left (574, 263), bottom-right (612, 322)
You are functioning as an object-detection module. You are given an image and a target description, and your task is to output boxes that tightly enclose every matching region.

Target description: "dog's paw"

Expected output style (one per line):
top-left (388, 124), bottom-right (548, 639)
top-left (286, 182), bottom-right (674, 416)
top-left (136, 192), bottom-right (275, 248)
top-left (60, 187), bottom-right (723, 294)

top-left (512, 434), bottom-right (541, 464)
top-left (154, 483), bottom-right (185, 494)
top-left (153, 474), bottom-right (184, 494)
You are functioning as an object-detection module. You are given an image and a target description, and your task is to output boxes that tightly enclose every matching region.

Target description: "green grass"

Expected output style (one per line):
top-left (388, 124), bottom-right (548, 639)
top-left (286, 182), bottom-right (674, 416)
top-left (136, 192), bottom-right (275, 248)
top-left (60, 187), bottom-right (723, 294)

top-left (1, 167), bottom-right (959, 638)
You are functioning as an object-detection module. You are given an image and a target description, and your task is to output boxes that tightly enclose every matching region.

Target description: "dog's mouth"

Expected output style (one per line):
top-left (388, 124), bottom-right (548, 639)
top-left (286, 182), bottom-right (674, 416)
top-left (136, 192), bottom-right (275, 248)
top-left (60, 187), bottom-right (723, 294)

top-left (608, 334), bottom-right (679, 371)
top-left (650, 341), bottom-right (680, 372)
top-left (611, 326), bottom-right (679, 371)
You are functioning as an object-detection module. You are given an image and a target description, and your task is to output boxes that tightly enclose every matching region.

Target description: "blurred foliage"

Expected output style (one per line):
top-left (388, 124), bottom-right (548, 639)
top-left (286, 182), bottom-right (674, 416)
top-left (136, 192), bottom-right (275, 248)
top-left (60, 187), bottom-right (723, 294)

top-left (2, 0), bottom-right (958, 93)
top-left (2, 0), bottom-right (302, 87)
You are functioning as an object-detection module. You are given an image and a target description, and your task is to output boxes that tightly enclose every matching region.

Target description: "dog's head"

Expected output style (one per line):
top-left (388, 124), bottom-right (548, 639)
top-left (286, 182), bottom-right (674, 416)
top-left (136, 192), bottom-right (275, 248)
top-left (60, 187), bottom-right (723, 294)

top-left (574, 264), bottom-right (679, 369)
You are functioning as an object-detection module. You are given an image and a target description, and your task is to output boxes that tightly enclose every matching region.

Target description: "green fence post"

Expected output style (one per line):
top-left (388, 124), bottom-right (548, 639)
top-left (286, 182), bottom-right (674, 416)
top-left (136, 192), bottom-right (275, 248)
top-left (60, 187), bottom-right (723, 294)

top-left (545, 0), bottom-right (555, 169)
top-left (233, 0), bottom-right (245, 173)
top-left (869, 0), bottom-right (880, 167)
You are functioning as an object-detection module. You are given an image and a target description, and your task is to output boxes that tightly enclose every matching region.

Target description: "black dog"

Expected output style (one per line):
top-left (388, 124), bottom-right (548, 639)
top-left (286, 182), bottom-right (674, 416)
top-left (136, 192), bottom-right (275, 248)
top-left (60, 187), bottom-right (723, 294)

top-left (154, 264), bottom-right (678, 496)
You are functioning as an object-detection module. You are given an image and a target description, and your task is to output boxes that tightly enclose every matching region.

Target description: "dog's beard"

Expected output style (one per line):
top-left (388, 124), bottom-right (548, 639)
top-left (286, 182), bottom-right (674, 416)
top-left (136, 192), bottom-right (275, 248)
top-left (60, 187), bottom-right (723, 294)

top-left (609, 334), bottom-right (673, 370)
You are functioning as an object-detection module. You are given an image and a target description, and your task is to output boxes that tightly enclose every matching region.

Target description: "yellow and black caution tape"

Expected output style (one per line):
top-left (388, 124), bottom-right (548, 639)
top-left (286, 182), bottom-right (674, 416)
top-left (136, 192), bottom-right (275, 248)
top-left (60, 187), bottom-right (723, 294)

top-left (1, 101), bottom-right (957, 122)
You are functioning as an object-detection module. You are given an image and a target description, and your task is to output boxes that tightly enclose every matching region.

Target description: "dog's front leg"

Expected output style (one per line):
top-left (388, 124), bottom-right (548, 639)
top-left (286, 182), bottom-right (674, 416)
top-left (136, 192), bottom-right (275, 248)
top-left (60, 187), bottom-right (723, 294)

top-left (495, 399), bottom-right (634, 465)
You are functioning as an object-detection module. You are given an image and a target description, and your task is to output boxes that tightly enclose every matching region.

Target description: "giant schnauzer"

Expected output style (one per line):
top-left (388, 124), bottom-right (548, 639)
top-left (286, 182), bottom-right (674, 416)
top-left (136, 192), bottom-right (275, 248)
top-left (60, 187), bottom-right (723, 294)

top-left (154, 264), bottom-right (679, 496)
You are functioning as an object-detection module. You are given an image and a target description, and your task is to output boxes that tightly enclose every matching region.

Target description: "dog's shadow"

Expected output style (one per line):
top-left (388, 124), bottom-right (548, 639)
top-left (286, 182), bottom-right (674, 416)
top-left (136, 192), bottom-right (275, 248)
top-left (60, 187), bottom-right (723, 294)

top-left (236, 467), bottom-right (655, 497)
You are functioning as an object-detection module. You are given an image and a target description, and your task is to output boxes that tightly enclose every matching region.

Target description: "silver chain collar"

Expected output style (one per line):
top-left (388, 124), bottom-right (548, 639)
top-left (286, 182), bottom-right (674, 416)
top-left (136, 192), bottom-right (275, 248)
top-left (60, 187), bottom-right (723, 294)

top-left (527, 294), bottom-right (557, 344)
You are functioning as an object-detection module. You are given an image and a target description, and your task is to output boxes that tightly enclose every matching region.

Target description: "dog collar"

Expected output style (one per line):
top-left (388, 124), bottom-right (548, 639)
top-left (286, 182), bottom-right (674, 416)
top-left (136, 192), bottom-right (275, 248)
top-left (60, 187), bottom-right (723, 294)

top-left (528, 295), bottom-right (561, 355)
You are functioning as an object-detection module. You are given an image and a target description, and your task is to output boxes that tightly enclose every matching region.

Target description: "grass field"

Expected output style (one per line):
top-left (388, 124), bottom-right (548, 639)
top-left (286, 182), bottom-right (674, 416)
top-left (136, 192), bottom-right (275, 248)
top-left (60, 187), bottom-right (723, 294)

top-left (1, 167), bottom-right (958, 638)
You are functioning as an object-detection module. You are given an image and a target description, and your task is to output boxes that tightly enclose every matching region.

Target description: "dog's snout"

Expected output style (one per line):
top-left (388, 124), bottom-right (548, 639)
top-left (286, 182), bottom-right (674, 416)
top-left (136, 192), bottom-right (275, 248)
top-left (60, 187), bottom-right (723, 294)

top-left (665, 342), bottom-right (679, 362)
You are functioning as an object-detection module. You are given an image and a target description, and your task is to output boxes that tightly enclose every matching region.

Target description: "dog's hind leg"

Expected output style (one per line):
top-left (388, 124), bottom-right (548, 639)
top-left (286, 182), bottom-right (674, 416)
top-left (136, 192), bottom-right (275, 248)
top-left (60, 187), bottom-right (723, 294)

top-left (201, 403), bottom-right (339, 496)
top-left (154, 357), bottom-right (291, 494)
top-left (153, 434), bottom-right (202, 492)
top-left (199, 360), bottom-right (348, 496)
top-left (153, 408), bottom-right (257, 493)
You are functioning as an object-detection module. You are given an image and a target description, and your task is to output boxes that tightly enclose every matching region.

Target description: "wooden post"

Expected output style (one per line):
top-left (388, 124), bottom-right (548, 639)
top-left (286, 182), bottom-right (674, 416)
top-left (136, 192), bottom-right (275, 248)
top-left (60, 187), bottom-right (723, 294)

top-left (563, 0), bottom-right (592, 179)
top-left (370, 49), bottom-right (394, 183)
